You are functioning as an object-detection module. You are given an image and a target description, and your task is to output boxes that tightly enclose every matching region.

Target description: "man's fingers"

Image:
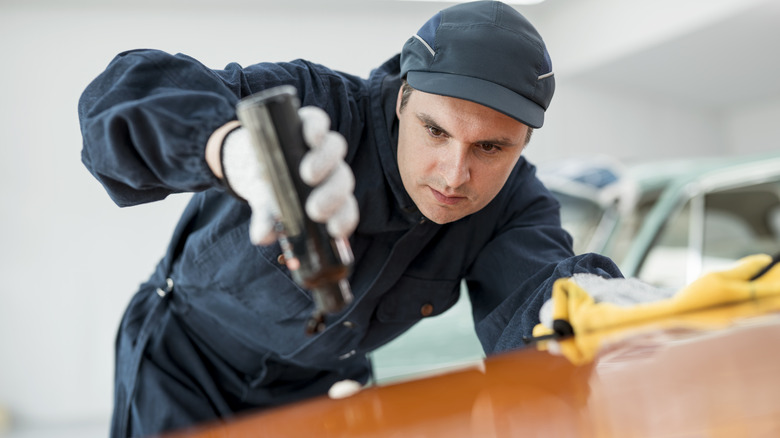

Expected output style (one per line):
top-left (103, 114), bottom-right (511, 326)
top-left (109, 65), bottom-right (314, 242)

top-left (305, 162), bottom-right (355, 223)
top-left (327, 196), bottom-right (359, 238)
top-left (246, 185), bottom-right (281, 246)
top-left (722, 254), bottom-right (773, 280)
top-left (299, 106), bottom-right (330, 147)
top-left (299, 132), bottom-right (347, 186)
top-left (248, 210), bottom-right (277, 246)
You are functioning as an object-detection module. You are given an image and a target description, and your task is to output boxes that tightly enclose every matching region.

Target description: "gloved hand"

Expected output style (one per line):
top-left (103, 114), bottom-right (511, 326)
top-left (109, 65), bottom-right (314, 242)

top-left (535, 254), bottom-right (780, 338)
top-left (537, 274), bottom-right (676, 333)
top-left (672, 253), bottom-right (780, 307)
top-left (221, 106), bottom-right (358, 246)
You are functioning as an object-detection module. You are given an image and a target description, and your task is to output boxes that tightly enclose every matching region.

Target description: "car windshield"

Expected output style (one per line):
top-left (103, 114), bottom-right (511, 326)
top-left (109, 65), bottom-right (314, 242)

top-left (555, 193), bottom-right (607, 254)
top-left (551, 157), bottom-right (780, 288)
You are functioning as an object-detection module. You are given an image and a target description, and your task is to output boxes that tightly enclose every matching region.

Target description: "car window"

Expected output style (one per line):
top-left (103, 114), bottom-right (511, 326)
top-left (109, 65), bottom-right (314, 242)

top-left (556, 193), bottom-right (606, 254)
top-left (638, 201), bottom-right (692, 288)
top-left (639, 178), bottom-right (780, 288)
top-left (769, 206), bottom-right (780, 237)
top-left (703, 181), bottom-right (780, 261)
top-left (607, 190), bottom-right (663, 264)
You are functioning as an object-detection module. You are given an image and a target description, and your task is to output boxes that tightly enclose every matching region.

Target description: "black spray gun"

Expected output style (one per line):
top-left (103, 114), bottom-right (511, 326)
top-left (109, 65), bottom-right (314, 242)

top-left (235, 86), bottom-right (354, 335)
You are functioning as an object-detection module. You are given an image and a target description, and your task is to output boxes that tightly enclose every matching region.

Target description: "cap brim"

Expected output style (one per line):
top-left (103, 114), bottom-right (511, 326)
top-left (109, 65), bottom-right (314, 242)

top-left (406, 71), bottom-right (544, 129)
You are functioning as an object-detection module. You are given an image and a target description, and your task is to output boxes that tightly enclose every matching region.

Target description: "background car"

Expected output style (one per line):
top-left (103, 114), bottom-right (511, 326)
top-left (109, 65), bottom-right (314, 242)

top-left (539, 152), bottom-right (780, 288)
top-left (370, 152), bottom-right (780, 383)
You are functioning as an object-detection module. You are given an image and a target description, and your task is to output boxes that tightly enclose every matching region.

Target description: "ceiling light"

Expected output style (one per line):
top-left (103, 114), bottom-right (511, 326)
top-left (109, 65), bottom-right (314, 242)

top-left (396, 0), bottom-right (547, 5)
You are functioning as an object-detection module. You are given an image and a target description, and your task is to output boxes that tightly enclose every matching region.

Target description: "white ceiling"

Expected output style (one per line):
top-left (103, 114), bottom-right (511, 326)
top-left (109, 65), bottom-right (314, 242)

top-left (392, 0), bottom-right (780, 111)
top-left (529, 0), bottom-right (780, 110)
top-left (7, 0), bottom-right (777, 111)
top-left (576, 2), bottom-right (780, 109)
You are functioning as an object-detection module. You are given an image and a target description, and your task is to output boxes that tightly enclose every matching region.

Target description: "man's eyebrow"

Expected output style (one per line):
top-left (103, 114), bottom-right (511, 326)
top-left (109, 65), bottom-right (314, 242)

top-left (417, 112), bottom-right (519, 147)
top-left (477, 137), bottom-right (518, 147)
top-left (416, 112), bottom-right (450, 136)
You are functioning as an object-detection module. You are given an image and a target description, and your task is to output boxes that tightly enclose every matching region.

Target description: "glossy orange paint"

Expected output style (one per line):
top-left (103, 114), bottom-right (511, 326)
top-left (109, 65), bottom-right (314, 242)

top-left (166, 298), bottom-right (780, 437)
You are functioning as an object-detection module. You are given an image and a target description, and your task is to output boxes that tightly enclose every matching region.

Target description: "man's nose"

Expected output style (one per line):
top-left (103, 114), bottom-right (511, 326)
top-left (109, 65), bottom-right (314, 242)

top-left (440, 145), bottom-right (470, 189)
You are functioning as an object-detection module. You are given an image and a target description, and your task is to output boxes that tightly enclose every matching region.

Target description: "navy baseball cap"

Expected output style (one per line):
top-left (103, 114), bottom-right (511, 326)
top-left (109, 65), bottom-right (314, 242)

top-left (400, 1), bottom-right (555, 128)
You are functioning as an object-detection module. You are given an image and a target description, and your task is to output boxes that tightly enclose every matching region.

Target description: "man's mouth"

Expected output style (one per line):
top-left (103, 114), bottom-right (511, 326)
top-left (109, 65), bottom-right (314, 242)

top-left (430, 187), bottom-right (465, 205)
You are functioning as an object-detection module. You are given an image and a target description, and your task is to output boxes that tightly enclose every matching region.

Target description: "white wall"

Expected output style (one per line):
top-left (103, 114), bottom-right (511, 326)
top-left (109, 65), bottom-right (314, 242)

top-left (724, 96), bottom-right (780, 155)
top-left (533, 0), bottom-right (768, 76)
top-left (525, 78), bottom-right (728, 164)
top-left (1, 0), bottom-right (777, 433)
top-left (0, 1), bottom-right (440, 429)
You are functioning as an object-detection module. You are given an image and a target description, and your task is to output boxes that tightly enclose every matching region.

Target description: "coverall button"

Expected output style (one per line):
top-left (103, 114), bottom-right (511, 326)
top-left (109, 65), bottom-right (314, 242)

top-left (277, 254), bottom-right (286, 265)
top-left (420, 303), bottom-right (434, 317)
top-left (156, 277), bottom-right (174, 297)
top-left (342, 321), bottom-right (354, 329)
top-left (338, 349), bottom-right (356, 360)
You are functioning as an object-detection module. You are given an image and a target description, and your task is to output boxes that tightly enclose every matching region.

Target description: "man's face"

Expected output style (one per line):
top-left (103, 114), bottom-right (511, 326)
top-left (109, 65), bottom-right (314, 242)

top-left (395, 87), bottom-right (529, 224)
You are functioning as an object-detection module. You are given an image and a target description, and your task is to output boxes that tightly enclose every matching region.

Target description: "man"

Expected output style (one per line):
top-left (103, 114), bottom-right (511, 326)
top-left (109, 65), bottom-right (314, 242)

top-left (79, 1), bottom-right (622, 436)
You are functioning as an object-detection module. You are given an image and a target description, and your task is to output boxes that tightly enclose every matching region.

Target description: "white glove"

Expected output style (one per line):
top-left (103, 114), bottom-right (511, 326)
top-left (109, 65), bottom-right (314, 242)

top-left (221, 106), bottom-right (358, 246)
top-left (538, 273), bottom-right (676, 331)
top-left (327, 379), bottom-right (363, 399)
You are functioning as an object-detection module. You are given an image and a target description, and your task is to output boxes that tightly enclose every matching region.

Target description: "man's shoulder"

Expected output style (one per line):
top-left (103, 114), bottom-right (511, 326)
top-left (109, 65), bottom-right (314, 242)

top-left (505, 157), bottom-right (541, 188)
top-left (488, 158), bottom-right (556, 213)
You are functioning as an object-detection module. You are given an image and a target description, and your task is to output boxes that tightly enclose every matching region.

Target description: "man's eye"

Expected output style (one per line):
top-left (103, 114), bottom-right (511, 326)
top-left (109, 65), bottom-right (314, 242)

top-left (478, 143), bottom-right (501, 154)
top-left (426, 125), bottom-right (445, 137)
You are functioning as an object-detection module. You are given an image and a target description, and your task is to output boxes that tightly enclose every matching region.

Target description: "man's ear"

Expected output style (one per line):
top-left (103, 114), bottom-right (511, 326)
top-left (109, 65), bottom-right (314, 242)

top-left (395, 85), bottom-right (404, 118)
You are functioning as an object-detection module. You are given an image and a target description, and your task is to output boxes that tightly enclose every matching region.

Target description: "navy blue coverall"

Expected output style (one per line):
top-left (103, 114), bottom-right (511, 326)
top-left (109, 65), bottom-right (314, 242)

top-left (78, 49), bottom-right (622, 437)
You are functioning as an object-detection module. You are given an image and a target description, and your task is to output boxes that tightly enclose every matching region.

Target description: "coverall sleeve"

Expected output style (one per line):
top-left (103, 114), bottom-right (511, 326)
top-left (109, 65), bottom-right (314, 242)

top-left (465, 166), bottom-right (623, 355)
top-left (78, 50), bottom-right (244, 206)
top-left (78, 49), bottom-right (362, 207)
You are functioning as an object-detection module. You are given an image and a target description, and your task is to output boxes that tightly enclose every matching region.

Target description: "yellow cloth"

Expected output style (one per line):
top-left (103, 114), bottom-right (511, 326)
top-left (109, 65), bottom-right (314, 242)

top-left (533, 254), bottom-right (780, 337)
top-left (545, 293), bottom-right (780, 365)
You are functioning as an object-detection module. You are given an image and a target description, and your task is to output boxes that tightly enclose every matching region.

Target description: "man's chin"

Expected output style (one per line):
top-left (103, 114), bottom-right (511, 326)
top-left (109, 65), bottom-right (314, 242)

top-left (418, 205), bottom-right (470, 225)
